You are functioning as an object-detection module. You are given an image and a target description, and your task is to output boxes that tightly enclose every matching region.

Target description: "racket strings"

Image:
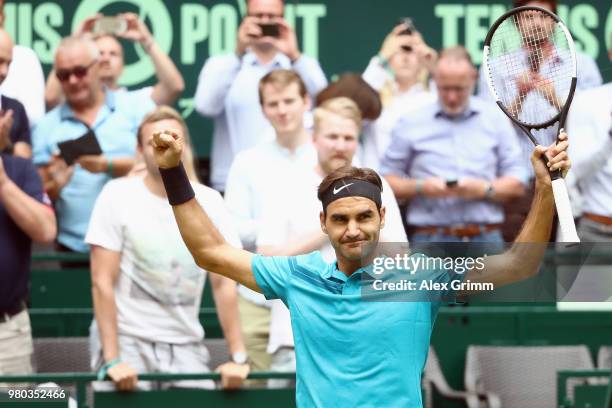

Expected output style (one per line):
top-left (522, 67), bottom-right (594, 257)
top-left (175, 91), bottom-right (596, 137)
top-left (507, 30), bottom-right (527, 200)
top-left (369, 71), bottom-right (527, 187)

top-left (486, 9), bottom-right (573, 126)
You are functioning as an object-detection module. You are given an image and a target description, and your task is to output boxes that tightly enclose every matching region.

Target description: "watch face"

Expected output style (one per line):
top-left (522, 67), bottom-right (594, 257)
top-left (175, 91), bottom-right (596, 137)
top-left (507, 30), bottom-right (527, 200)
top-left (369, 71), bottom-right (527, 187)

top-left (232, 352), bottom-right (248, 365)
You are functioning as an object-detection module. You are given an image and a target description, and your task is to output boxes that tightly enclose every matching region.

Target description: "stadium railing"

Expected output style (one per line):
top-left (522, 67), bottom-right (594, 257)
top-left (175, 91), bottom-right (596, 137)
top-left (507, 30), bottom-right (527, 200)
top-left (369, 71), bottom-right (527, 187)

top-left (557, 369), bottom-right (612, 408)
top-left (0, 372), bottom-right (296, 408)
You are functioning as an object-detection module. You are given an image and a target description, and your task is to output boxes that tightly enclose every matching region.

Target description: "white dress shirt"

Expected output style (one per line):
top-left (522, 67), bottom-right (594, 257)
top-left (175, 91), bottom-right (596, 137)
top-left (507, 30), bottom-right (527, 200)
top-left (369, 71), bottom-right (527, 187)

top-left (566, 82), bottom-right (612, 217)
top-left (194, 51), bottom-right (327, 190)
top-left (1, 45), bottom-right (45, 126)
top-left (224, 138), bottom-right (318, 305)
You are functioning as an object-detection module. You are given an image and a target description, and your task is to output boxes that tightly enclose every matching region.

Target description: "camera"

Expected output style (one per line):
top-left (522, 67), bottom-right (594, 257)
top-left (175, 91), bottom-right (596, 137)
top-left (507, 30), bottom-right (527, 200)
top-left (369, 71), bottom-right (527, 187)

top-left (259, 23), bottom-right (280, 38)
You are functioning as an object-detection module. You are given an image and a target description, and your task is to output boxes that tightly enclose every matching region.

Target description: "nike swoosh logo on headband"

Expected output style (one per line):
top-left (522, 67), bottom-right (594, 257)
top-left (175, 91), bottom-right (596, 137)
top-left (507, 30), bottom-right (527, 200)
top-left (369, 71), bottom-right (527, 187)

top-left (333, 183), bottom-right (354, 195)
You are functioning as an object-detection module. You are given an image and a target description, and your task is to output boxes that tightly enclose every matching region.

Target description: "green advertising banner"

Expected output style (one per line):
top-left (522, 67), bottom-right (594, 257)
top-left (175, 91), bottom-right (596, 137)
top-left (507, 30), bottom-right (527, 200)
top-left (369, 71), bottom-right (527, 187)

top-left (4, 0), bottom-right (611, 158)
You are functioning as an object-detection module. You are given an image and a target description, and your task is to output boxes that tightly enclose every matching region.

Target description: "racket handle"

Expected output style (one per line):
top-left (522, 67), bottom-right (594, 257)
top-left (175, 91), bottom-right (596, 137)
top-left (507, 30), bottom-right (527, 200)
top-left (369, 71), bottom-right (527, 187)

top-left (551, 178), bottom-right (580, 244)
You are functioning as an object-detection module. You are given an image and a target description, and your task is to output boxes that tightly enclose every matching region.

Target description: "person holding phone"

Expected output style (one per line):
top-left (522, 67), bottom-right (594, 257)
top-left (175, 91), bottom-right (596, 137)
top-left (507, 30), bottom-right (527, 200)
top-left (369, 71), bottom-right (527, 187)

top-left (194, 0), bottom-right (327, 194)
top-left (361, 20), bottom-right (438, 171)
top-left (381, 47), bottom-right (527, 244)
top-left (45, 13), bottom-right (185, 110)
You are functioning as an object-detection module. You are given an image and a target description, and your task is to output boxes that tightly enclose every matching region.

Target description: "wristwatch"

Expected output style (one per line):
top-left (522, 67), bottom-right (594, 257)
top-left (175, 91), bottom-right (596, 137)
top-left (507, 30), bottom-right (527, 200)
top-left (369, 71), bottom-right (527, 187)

top-left (415, 179), bottom-right (425, 196)
top-left (484, 182), bottom-right (495, 200)
top-left (231, 351), bottom-right (248, 365)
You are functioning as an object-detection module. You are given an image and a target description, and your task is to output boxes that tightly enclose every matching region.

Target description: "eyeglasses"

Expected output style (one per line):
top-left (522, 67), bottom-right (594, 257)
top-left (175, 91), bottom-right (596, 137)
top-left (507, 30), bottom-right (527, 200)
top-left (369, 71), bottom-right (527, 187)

top-left (55, 60), bottom-right (97, 83)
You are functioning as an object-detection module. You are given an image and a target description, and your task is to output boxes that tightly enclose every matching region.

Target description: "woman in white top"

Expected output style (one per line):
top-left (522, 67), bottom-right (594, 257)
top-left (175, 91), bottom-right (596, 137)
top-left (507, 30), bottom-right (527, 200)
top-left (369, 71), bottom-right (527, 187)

top-left (362, 22), bottom-right (438, 170)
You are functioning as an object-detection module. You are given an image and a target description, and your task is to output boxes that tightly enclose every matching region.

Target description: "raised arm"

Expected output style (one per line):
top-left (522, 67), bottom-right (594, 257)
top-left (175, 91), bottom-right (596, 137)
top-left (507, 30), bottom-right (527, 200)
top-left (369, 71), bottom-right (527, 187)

top-left (151, 129), bottom-right (260, 292)
top-left (118, 13), bottom-right (185, 106)
top-left (465, 133), bottom-right (571, 290)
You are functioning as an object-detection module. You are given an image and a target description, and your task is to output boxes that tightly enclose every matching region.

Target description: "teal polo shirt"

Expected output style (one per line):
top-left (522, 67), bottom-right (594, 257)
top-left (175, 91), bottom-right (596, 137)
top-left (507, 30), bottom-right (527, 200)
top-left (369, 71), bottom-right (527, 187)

top-left (32, 89), bottom-right (155, 252)
top-left (252, 251), bottom-right (458, 408)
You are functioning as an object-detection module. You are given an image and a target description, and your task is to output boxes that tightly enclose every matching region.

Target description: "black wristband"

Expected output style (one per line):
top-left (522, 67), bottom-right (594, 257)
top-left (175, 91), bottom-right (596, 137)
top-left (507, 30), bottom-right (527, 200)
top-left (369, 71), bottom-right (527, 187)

top-left (159, 162), bottom-right (195, 206)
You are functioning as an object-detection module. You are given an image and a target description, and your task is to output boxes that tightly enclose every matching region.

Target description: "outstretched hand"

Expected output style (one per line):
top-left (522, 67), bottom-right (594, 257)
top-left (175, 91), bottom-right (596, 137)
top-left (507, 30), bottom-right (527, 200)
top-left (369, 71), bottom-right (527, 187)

top-left (150, 129), bottom-right (184, 169)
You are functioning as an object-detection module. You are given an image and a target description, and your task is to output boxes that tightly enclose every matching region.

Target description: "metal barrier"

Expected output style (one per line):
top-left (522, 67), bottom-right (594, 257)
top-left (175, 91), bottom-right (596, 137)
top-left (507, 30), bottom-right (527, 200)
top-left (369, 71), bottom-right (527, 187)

top-left (557, 369), bottom-right (612, 408)
top-left (0, 372), bottom-right (296, 408)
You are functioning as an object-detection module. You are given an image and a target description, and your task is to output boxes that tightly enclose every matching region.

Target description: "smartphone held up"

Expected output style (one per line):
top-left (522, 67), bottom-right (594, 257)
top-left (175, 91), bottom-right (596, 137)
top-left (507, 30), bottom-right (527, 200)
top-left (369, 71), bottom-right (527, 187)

top-left (93, 16), bottom-right (127, 36)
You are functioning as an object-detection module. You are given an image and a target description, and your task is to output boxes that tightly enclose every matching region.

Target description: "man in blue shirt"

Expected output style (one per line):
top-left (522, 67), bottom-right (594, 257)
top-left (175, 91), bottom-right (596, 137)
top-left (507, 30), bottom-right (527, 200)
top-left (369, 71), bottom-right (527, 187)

top-left (382, 46), bottom-right (528, 244)
top-left (32, 35), bottom-right (154, 255)
top-left (148, 120), bottom-right (570, 407)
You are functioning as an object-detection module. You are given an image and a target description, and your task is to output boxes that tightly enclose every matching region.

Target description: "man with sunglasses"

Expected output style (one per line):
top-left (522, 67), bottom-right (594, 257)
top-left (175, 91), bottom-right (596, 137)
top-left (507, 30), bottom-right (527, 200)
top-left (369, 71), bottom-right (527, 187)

top-left (32, 35), bottom-right (155, 257)
top-left (195, 0), bottom-right (327, 193)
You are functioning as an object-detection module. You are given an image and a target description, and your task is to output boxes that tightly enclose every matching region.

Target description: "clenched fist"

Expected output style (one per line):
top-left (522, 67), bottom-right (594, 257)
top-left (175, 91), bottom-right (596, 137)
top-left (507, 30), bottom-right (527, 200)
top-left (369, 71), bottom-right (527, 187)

top-left (150, 129), bottom-right (184, 169)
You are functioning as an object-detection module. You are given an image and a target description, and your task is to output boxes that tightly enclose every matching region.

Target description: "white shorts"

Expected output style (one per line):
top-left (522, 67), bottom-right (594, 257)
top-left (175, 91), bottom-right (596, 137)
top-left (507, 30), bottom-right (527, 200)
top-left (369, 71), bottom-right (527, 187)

top-left (90, 326), bottom-right (214, 391)
top-left (0, 309), bottom-right (33, 376)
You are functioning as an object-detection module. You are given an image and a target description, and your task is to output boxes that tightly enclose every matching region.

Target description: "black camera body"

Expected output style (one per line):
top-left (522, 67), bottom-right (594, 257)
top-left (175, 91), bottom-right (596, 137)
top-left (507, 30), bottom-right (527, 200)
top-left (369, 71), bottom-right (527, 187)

top-left (259, 23), bottom-right (280, 38)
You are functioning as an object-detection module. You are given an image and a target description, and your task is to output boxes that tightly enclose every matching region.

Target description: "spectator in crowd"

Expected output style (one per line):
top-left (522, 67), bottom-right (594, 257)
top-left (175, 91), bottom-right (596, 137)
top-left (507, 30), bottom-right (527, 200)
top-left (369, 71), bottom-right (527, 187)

top-left (86, 106), bottom-right (248, 391)
top-left (0, 0), bottom-right (45, 126)
top-left (315, 73), bottom-right (382, 169)
top-left (0, 29), bottom-right (32, 159)
top-left (362, 22), bottom-right (437, 170)
top-left (45, 13), bottom-right (185, 110)
top-left (224, 69), bottom-right (317, 372)
top-left (477, 0), bottom-right (602, 241)
top-left (33, 36), bottom-right (155, 257)
top-left (195, 0), bottom-right (327, 192)
top-left (382, 46), bottom-right (527, 243)
top-left (256, 97), bottom-right (408, 385)
top-left (566, 41), bottom-right (612, 243)
top-left (0, 152), bottom-right (56, 376)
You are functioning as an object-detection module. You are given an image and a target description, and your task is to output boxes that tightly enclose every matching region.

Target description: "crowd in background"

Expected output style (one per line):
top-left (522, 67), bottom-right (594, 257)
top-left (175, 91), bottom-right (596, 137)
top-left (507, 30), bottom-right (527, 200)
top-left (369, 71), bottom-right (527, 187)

top-left (0, 0), bottom-right (610, 392)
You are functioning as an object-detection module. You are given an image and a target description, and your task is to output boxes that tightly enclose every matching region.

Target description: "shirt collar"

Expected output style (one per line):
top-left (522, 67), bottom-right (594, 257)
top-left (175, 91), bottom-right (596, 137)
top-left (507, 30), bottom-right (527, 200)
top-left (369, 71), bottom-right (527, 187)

top-left (521, 45), bottom-right (563, 67)
top-left (272, 139), bottom-right (314, 157)
top-left (243, 50), bottom-right (287, 68)
top-left (59, 87), bottom-right (116, 121)
top-left (434, 98), bottom-right (479, 121)
top-left (325, 261), bottom-right (377, 283)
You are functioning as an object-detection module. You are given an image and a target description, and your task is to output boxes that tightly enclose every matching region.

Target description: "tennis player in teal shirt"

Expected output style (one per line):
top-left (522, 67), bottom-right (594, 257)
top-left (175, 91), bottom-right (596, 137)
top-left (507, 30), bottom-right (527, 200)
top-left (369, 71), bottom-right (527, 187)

top-left (149, 126), bottom-right (571, 407)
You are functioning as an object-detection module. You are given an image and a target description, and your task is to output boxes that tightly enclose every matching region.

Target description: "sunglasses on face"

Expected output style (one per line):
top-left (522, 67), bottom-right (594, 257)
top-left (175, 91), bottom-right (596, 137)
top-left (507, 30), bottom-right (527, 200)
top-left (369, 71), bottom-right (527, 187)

top-left (55, 60), bottom-right (97, 83)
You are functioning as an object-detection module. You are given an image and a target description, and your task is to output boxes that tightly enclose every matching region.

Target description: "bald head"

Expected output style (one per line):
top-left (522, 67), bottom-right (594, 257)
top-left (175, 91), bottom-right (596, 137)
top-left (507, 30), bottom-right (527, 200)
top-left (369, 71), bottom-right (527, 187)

top-left (0, 29), bottom-right (13, 85)
top-left (434, 46), bottom-right (477, 117)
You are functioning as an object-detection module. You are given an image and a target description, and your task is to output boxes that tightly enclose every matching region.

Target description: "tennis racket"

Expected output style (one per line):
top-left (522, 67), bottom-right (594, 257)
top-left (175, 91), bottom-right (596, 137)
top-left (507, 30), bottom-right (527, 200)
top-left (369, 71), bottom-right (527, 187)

top-left (482, 5), bottom-right (579, 243)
